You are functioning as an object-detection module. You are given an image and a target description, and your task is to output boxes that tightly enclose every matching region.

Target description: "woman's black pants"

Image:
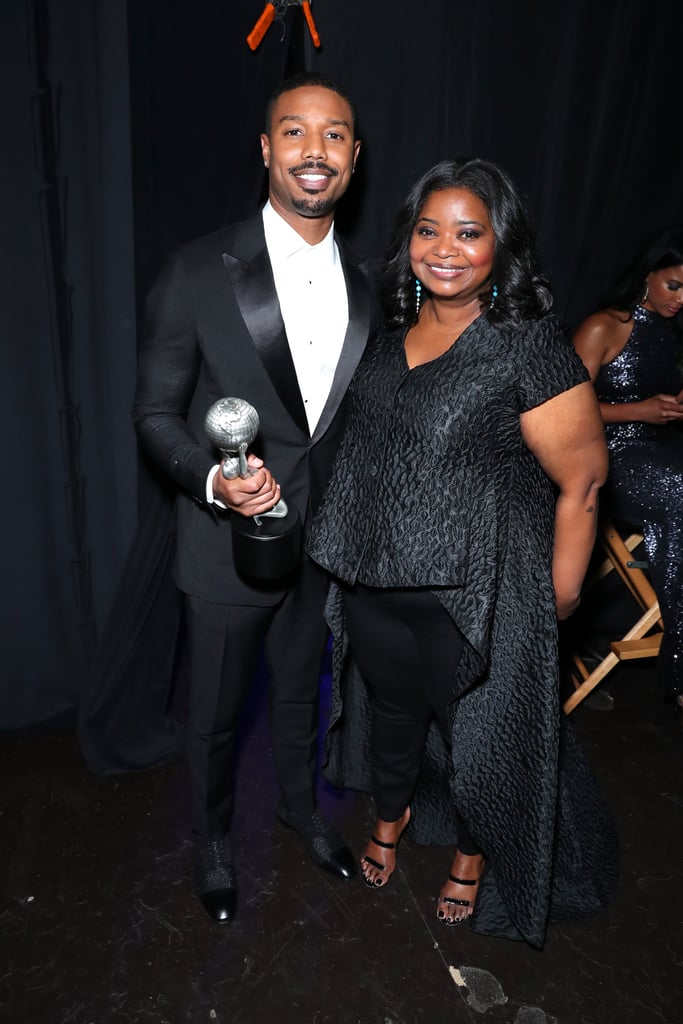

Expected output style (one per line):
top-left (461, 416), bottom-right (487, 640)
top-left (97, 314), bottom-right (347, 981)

top-left (342, 583), bottom-right (479, 856)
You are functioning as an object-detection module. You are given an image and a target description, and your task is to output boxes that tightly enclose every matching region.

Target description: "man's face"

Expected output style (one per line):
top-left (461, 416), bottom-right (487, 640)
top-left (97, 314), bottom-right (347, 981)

top-left (261, 85), bottom-right (360, 227)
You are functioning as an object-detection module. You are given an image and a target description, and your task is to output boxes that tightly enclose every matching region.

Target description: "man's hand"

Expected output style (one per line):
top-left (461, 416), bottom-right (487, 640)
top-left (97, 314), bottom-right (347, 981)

top-left (213, 454), bottom-right (281, 517)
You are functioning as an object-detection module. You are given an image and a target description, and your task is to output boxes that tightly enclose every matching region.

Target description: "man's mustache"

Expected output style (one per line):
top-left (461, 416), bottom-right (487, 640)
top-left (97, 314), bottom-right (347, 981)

top-left (288, 162), bottom-right (338, 177)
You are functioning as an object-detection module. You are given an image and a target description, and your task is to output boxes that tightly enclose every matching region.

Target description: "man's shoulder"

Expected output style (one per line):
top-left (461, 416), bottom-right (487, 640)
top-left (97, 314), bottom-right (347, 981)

top-left (335, 231), bottom-right (372, 266)
top-left (177, 211), bottom-right (265, 264)
top-left (336, 233), bottom-right (382, 288)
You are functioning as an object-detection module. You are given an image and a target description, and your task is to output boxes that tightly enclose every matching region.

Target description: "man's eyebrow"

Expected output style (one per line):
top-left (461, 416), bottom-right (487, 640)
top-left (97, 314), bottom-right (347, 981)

top-left (278, 114), bottom-right (351, 129)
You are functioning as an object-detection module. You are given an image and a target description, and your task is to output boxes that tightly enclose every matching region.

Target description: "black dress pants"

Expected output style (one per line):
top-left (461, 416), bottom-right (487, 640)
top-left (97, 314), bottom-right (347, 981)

top-left (343, 584), bottom-right (479, 855)
top-left (184, 556), bottom-right (329, 840)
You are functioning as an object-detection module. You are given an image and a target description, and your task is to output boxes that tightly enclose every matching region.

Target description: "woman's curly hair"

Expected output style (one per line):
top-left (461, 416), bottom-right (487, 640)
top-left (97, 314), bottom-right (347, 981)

top-left (380, 158), bottom-right (553, 330)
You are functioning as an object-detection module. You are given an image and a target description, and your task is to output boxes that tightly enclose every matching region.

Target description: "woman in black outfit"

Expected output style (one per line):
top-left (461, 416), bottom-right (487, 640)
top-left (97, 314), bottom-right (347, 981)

top-left (307, 159), bottom-right (619, 947)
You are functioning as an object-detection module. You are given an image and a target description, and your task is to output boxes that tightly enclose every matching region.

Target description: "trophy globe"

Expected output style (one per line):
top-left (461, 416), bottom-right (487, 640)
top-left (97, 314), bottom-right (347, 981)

top-left (204, 397), bottom-right (260, 469)
top-left (204, 397), bottom-right (301, 582)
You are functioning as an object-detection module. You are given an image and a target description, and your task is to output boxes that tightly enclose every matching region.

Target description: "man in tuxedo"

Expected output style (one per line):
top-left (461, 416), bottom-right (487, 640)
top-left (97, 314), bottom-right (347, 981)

top-left (133, 71), bottom-right (377, 923)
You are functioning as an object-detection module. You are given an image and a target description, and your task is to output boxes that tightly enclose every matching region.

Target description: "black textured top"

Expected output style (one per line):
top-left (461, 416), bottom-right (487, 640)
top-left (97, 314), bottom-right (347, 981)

top-left (308, 314), bottom-right (589, 655)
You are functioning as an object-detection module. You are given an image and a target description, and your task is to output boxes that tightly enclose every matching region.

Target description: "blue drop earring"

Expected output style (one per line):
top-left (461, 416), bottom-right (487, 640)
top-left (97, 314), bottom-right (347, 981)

top-left (415, 278), bottom-right (422, 315)
top-left (489, 284), bottom-right (499, 309)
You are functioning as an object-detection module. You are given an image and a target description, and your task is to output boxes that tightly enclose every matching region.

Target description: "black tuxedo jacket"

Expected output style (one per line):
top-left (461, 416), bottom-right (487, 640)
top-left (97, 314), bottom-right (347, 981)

top-left (133, 211), bottom-right (378, 605)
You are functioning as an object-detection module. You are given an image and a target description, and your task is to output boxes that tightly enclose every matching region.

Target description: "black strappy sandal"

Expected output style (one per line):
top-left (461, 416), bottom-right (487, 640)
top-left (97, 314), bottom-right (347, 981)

top-left (360, 807), bottom-right (411, 888)
top-left (436, 858), bottom-right (485, 925)
top-left (361, 835), bottom-right (397, 888)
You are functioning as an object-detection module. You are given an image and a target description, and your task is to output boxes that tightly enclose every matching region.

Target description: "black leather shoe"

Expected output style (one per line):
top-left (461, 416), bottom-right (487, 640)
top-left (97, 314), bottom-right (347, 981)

top-left (193, 836), bottom-right (237, 923)
top-left (277, 807), bottom-right (358, 880)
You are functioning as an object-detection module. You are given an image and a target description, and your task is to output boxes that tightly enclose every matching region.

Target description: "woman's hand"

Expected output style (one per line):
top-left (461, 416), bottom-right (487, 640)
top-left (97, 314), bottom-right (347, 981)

top-left (635, 394), bottom-right (683, 425)
top-left (213, 453), bottom-right (282, 517)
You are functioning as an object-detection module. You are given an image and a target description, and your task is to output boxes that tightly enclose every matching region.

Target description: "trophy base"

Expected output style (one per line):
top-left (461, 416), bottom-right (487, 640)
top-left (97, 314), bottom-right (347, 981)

top-left (231, 509), bottom-right (302, 581)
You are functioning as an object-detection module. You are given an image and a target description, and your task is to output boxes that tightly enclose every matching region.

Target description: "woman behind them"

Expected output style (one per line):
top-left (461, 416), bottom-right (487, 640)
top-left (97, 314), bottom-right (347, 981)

top-left (572, 227), bottom-right (683, 712)
top-left (306, 158), bottom-right (620, 948)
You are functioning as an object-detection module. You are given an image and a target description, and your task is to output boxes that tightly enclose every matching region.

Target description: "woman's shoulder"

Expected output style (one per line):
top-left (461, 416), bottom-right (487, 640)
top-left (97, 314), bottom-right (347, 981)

top-left (573, 307), bottom-right (633, 364)
top-left (498, 312), bottom-right (569, 353)
top-left (509, 315), bottom-right (589, 406)
top-left (578, 308), bottom-right (633, 336)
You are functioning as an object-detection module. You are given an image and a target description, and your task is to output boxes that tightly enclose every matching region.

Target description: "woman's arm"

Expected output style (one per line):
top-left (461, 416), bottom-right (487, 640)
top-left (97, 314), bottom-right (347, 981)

top-left (520, 382), bottom-right (608, 620)
top-left (572, 311), bottom-right (683, 426)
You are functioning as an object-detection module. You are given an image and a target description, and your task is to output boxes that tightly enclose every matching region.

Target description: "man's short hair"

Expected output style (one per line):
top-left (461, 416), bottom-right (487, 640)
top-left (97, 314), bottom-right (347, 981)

top-left (264, 71), bottom-right (358, 137)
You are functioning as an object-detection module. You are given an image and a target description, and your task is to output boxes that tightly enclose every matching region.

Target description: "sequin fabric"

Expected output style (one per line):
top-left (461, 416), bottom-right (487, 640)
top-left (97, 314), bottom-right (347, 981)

top-left (595, 305), bottom-right (683, 694)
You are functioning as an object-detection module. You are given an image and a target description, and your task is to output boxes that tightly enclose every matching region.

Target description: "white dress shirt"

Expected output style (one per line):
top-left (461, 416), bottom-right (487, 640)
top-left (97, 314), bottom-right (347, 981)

top-left (206, 201), bottom-right (349, 504)
top-left (262, 200), bottom-right (348, 433)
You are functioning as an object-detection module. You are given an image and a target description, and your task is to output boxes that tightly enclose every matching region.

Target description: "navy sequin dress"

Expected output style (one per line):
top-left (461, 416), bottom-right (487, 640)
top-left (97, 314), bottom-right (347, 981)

top-left (594, 305), bottom-right (683, 695)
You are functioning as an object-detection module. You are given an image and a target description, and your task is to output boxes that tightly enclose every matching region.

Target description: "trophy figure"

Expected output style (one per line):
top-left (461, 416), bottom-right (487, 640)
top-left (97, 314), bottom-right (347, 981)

top-left (204, 397), bottom-right (301, 581)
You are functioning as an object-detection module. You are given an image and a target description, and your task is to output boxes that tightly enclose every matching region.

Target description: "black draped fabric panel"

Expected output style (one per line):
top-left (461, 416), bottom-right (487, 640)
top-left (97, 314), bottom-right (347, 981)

top-left (77, 481), bottom-right (184, 773)
top-left (2, 0), bottom-right (681, 756)
top-left (1, 0), bottom-right (136, 732)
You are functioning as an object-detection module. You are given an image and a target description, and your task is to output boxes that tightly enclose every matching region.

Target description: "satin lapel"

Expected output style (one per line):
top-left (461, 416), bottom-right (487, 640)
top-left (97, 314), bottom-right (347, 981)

top-left (312, 248), bottom-right (374, 442)
top-left (222, 247), bottom-right (309, 435)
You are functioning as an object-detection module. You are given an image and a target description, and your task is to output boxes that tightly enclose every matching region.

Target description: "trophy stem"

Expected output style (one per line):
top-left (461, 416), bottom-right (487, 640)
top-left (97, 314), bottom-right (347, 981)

top-left (253, 498), bottom-right (288, 527)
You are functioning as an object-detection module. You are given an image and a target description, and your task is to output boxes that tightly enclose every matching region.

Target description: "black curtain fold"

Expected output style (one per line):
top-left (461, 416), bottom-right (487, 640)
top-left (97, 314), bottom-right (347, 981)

top-left (2, 0), bottom-right (136, 732)
top-left (77, 480), bottom-right (184, 774)
top-left (3, 0), bottom-right (682, 753)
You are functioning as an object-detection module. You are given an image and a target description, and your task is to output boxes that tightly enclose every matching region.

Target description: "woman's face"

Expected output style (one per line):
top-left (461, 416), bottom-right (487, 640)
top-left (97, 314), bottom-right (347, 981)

top-left (644, 264), bottom-right (683, 318)
top-left (409, 187), bottom-right (496, 303)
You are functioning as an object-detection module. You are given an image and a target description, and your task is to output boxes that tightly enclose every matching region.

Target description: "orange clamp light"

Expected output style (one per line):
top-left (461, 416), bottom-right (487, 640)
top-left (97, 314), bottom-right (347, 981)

top-left (301, 1), bottom-right (321, 47)
top-left (246, 3), bottom-right (277, 51)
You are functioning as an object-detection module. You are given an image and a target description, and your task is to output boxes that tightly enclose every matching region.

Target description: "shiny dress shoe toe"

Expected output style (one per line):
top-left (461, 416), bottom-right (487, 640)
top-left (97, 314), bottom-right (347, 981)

top-left (278, 808), bottom-right (358, 881)
top-left (194, 837), bottom-right (238, 923)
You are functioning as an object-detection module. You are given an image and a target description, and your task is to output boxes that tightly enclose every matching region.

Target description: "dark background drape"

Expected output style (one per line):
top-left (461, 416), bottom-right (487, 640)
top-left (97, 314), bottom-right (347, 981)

top-left (2, 1), bottom-right (681, 754)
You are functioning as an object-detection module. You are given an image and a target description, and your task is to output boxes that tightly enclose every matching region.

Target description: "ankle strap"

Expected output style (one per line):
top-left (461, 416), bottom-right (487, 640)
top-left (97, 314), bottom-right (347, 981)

top-left (371, 834), bottom-right (397, 850)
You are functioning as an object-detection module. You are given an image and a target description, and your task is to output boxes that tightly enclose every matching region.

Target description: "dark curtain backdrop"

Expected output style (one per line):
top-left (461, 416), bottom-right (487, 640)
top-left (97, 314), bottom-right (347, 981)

top-left (1, 0), bottom-right (136, 732)
top-left (127, 0), bottom-right (683, 328)
top-left (3, 0), bottom-right (682, 753)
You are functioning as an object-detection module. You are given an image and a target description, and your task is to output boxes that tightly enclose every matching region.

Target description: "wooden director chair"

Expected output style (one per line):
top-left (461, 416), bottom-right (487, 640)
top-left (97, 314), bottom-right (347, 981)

top-left (564, 516), bottom-right (664, 713)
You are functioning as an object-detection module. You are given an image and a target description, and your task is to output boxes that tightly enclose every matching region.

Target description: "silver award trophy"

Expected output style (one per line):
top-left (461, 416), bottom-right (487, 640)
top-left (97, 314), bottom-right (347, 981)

top-left (204, 397), bottom-right (302, 581)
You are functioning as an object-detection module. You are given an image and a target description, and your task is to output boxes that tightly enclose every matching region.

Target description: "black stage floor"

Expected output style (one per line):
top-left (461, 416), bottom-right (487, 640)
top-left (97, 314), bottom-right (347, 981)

top-left (1, 662), bottom-right (681, 1024)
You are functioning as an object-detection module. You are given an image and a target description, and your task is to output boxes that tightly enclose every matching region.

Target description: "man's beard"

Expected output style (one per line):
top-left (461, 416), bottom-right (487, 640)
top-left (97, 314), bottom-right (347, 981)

top-left (291, 195), bottom-right (337, 218)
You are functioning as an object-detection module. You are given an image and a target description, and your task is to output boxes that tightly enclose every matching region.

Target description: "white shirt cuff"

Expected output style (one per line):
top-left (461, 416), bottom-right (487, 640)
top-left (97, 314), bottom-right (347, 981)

top-left (206, 464), bottom-right (228, 509)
